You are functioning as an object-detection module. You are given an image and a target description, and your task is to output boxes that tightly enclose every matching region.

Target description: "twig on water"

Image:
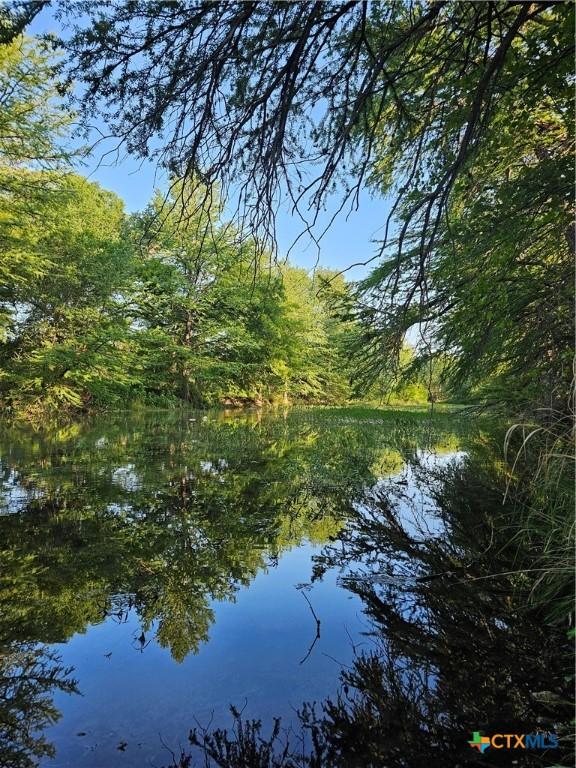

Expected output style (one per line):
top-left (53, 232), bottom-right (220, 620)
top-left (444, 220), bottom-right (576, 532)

top-left (299, 590), bottom-right (321, 665)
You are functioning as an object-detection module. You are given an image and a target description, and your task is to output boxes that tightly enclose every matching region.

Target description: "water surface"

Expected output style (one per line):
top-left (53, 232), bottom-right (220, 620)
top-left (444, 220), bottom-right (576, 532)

top-left (0, 408), bottom-right (569, 767)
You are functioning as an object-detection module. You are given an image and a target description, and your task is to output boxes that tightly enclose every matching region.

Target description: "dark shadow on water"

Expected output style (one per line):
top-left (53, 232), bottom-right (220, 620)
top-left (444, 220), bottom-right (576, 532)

top-left (299, 457), bottom-right (573, 767)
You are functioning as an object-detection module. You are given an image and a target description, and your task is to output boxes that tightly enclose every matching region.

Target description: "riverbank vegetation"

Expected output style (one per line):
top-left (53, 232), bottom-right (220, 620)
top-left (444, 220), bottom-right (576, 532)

top-left (3, 4), bottom-right (573, 422)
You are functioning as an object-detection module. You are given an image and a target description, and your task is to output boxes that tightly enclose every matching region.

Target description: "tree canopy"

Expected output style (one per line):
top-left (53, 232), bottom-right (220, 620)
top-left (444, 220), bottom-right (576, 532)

top-left (0, 2), bottom-right (573, 418)
top-left (50, 0), bottom-right (574, 414)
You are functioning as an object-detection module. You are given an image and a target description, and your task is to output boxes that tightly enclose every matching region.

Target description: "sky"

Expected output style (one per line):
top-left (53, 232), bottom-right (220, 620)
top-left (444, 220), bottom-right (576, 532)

top-left (29, 6), bottom-right (392, 282)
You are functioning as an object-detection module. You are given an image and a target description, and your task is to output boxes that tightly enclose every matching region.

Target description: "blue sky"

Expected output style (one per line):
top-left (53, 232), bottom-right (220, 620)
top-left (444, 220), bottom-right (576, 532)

top-left (30, 7), bottom-right (391, 281)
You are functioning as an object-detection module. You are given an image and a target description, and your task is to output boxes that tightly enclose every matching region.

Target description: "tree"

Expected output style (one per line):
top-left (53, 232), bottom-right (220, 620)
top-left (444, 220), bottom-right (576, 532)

top-left (362, 345), bottom-right (448, 406)
top-left (57, 1), bottom-right (574, 413)
top-left (354, 3), bottom-right (574, 410)
top-left (0, 172), bottom-right (133, 418)
top-left (127, 182), bottom-right (288, 404)
top-left (0, 2), bottom-right (48, 45)
top-left (0, 35), bottom-right (72, 341)
top-left (0, 36), bottom-right (137, 418)
top-left (126, 182), bottom-right (358, 407)
top-left (269, 266), bottom-right (331, 402)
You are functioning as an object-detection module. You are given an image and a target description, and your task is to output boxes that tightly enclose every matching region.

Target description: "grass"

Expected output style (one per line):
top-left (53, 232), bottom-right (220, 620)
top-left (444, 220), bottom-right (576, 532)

top-left (504, 409), bottom-right (575, 627)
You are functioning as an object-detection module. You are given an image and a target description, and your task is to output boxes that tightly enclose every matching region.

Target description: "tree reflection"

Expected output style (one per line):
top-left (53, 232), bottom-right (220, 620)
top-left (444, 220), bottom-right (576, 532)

top-left (169, 446), bottom-right (571, 767)
top-left (306, 453), bottom-right (572, 767)
top-left (0, 407), bottom-right (468, 764)
top-left (0, 409), bottom-right (466, 659)
top-left (0, 643), bottom-right (77, 768)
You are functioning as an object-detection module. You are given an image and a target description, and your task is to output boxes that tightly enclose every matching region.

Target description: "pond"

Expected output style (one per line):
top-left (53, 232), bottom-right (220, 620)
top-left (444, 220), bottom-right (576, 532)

top-left (0, 408), bottom-right (570, 767)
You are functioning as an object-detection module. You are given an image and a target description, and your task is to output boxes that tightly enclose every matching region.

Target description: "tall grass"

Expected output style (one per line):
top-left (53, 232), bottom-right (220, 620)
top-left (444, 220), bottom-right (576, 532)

top-left (504, 408), bottom-right (575, 627)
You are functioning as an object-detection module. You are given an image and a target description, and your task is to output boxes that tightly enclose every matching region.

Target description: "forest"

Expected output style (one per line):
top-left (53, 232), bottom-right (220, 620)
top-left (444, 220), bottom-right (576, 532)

top-left (2, 1), bottom-right (572, 420)
top-left (0, 2), bottom-right (574, 768)
top-left (0, 36), bottom-right (443, 420)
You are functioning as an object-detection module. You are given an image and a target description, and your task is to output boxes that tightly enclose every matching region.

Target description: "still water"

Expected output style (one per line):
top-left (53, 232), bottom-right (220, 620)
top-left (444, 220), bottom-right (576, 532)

top-left (0, 408), bottom-right (570, 767)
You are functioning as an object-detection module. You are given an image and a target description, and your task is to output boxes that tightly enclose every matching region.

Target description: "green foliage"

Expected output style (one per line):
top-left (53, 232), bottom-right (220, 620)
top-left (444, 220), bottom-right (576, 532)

top-left (52, 1), bottom-right (574, 416)
top-left (0, 38), bottom-right (135, 419)
top-left (0, 36), bottom-right (72, 340)
top-left (0, 41), bottom-right (359, 420)
top-left (354, 3), bottom-right (574, 415)
top-left (124, 185), bottom-right (358, 408)
top-left (274, 267), bottom-right (355, 403)
top-left (0, 36), bottom-right (69, 169)
top-left (1, 171), bottom-right (135, 418)
top-left (0, 37), bottom-right (362, 421)
top-left (362, 345), bottom-right (450, 405)
top-left (1, 172), bottom-right (358, 419)
top-left (503, 413), bottom-right (575, 627)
